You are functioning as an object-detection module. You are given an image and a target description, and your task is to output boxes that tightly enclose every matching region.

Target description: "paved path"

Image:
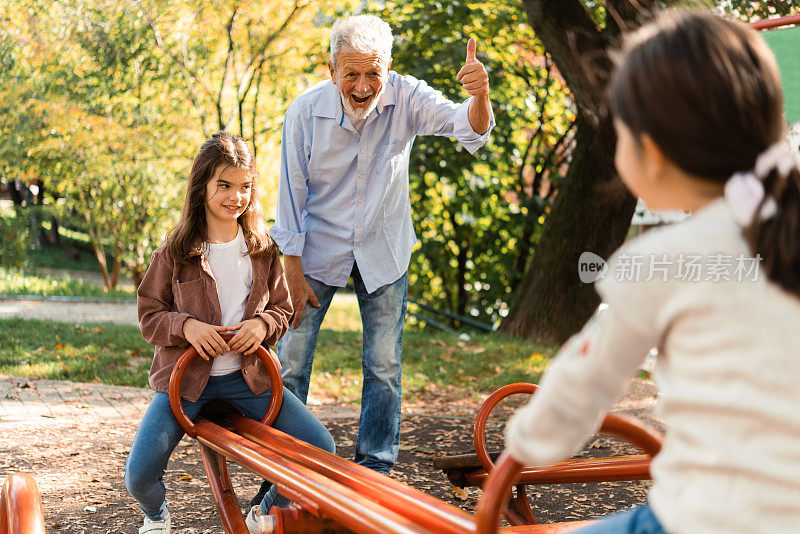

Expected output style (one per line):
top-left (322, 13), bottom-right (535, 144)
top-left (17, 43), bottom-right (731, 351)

top-left (0, 293), bottom-right (358, 326)
top-left (0, 374), bottom-right (359, 427)
top-left (0, 297), bottom-right (139, 325)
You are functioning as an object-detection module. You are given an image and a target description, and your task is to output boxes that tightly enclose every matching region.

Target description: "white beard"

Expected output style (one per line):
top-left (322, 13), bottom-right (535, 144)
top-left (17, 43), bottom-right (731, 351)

top-left (338, 84), bottom-right (385, 122)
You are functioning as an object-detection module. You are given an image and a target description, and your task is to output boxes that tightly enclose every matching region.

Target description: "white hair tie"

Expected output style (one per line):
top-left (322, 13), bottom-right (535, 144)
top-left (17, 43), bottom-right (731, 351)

top-left (724, 172), bottom-right (777, 226)
top-left (754, 143), bottom-right (800, 179)
top-left (724, 142), bottom-right (798, 226)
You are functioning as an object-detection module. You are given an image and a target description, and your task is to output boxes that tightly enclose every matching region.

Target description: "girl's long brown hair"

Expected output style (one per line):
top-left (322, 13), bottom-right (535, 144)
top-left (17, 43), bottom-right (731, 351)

top-left (610, 10), bottom-right (800, 296)
top-left (169, 131), bottom-right (276, 263)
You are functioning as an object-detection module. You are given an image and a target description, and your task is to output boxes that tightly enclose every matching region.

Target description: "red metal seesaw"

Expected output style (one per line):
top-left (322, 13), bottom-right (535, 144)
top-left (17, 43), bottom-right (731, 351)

top-left (0, 473), bottom-right (46, 534)
top-left (436, 383), bottom-right (662, 527)
top-left (168, 337), bottom-right (659, 533)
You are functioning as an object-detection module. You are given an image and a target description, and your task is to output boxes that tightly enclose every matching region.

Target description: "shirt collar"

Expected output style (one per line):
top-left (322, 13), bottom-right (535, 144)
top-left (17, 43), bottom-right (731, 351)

top-left (312, 81), bottom-right (341, 119)
top-left (375, 72), bottom-right (396, 115)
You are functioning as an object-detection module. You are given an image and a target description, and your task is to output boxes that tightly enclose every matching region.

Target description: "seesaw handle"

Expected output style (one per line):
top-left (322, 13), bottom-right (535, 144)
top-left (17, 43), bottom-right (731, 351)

top-left (473, 383), bottom-right (662, 473)
top-left (168, 332), bottom-right (283, 437)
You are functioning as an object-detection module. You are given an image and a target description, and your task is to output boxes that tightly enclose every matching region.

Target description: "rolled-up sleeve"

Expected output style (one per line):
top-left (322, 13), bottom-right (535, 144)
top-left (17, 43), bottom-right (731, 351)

top-left (270, 106), bottom-right (309, 256)
top-left (450, 97), bottom-right (494, 154)
top-left (404, 75), bottom-right (494, 154)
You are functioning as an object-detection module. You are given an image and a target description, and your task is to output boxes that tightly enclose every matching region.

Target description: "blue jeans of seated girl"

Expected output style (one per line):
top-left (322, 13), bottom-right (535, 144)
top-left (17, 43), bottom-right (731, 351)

top-left (124, 371), bottom-right (335, 520)
top-left (277, 265), bottom-right (407, 474)
top-left (573, 505), bottom-right (665, 533)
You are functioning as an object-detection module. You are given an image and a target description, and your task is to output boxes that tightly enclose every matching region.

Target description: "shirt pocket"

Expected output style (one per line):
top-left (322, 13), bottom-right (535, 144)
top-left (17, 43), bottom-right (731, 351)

top-left (173, 278), bottom-right (206, 315)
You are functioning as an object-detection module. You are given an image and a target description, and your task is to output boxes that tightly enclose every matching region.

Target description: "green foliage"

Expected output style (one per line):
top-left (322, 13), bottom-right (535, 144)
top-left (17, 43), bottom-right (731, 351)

top-left (0, 266), bottom-right (134, 299)
top-left (367, 0), bottom-right (574, 327)
top-left (0, 0), bottom-right (341, 286)
top-left (720, 0), bottom-right (798, 21)
top-left (28, 222), bottom-right (113, 271)
top-left (0, 0), bottom-right (192, 287)
top-left (0, 209), bottom-right (31, 267)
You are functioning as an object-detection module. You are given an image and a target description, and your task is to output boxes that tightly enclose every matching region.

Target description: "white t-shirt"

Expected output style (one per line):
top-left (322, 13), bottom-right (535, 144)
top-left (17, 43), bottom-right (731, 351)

top-left (505, 198), bottom-right (800, 533)
top-left (205, 226), bottom-right (253, 376)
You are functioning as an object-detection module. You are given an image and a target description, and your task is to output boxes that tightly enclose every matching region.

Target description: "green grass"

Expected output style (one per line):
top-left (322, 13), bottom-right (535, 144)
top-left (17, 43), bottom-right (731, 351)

top-left (0, 266), bottom-right (135, 299)
top-left (310, 328), bottom-right (552, 403)
top-left (0, 311), bottom-right (554, 400)
top-left (0, 318), bottom-right (152, 386)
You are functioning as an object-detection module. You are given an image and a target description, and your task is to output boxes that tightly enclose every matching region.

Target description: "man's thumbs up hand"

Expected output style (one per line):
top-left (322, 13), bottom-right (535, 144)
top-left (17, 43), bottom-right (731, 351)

top-left (456, 37), bottom-right (489, 97)
top-left (466, 36), bottom-right (477, 63)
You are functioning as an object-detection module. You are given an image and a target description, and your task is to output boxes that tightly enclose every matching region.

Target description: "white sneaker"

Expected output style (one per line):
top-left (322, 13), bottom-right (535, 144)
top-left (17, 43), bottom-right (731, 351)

top-left (245, 504), bottom-right (276, 534)
top-left (139, 510), bottom-right (171, 534)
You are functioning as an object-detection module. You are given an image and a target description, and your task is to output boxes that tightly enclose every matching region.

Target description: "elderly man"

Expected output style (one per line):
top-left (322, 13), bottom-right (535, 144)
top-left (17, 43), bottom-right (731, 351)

top-left (270, 14), bottom-right (493, 474)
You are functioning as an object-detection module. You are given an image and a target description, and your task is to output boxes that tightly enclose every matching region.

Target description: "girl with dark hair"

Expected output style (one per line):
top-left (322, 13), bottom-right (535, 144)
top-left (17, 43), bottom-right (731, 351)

top-left (504, 11), bottom-right (800, 533)
top-left (125, 132), bottom-right (334, 534)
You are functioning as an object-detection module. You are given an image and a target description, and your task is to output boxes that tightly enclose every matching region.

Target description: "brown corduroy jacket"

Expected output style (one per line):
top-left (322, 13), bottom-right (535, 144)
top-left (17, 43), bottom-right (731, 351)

top-left (137, 240), bottom-right (292, 401)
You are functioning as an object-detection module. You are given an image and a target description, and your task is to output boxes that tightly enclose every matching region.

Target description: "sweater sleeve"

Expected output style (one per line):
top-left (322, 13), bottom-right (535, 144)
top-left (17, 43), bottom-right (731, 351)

top-left (255, 251), bottom-right (293, 346)
top-left (504, 304), bottom-right (657, 466)
top-left (504, 233), bottom-right (676, 466)
top-left (137, 247), bottom-right (192, 347)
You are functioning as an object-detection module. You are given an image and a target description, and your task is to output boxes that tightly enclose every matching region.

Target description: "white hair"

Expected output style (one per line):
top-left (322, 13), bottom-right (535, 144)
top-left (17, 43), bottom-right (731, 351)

top-left (330, 15), bottom-right (393, 66)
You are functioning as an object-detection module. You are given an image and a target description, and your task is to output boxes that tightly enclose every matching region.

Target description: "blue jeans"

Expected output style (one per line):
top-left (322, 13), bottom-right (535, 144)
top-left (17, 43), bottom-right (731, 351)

top-left (573, 505), bottom-right (665, 534)
top-left (277, 264), bottom-right (407, 473)
top-left (124, 371), bottom-right (335, 520)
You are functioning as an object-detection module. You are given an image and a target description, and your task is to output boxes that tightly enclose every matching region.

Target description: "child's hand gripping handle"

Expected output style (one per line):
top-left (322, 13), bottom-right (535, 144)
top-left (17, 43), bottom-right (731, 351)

top-left (168, 332), bottom-right (283, 438)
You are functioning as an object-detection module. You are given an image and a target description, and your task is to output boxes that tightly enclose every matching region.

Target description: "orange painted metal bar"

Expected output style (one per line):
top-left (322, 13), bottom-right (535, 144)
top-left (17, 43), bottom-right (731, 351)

top-left (476, 453), bottom-right (525, 534)
top-left (473, 383), bottom-right (661, 473)
top-left (470, 383), bottom-right (660, 527)
top-left (750, 14), bottom-right (800, 31)
top-left (463, 456), bottom-right (652, 487)
top-left (231, 414), bottom-right (478, 534)
top-left (0, 474), bottom-right (45, 534)
top-left (271, 504), bottom-right (350, 533)
top-left (506, 521), bottom-right (593, 533)
top-left (168, 335), bottom-right (283, 437)
top-left (192, 418), bottom-right (442, 534)
top-left (476, 454), bottom-right (604, 534)
top-left (199, 444), bottom-right (248, 533)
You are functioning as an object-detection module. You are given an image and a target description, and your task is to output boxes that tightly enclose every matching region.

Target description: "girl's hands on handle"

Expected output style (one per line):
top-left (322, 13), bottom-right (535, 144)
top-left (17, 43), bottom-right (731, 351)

top-left (182, 318), bottom-right (230, 360)
top-left (223, 318), bottom-right (269, 355)
top-left (284, 255), bottom-right (320, 330)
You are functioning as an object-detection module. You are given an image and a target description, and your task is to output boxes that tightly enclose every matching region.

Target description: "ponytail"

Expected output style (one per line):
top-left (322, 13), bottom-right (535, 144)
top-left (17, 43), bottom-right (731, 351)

top-left (742, 151), bottom-right (800, 296)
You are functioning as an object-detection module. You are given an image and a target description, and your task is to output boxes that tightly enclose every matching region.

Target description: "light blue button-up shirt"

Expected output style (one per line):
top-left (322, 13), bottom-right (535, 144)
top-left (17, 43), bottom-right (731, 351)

top-left (270, 71), bottom-right (494, 293)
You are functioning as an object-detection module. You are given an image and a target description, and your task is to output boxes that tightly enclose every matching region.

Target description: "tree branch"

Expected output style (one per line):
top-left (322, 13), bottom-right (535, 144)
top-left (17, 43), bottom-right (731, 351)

top-left (217, 7), bottom-right (239, 131)
top-left (605, 0), bottom-right (660, 37)
top-left (521, 0), bottom-right (612, 126)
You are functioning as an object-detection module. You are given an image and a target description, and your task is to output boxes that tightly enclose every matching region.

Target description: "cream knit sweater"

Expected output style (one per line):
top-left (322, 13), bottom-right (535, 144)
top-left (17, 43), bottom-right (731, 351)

top-left (505, 199), bottom-right (800, 533)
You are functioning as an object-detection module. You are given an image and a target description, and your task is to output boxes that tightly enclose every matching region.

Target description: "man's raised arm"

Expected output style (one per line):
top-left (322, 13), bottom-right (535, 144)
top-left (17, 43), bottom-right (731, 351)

top-left (457, 37), bottom-right (491, 134)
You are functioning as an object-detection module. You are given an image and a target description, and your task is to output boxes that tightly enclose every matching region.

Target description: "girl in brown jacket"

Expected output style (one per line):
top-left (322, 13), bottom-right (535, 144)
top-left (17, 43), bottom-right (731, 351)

top-left (125, 132), bottom-right (334, 534)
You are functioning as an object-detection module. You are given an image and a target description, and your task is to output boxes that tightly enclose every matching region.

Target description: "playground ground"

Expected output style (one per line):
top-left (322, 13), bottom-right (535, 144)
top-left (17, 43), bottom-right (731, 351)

top-left (0, 369), bottom-right (660, 533)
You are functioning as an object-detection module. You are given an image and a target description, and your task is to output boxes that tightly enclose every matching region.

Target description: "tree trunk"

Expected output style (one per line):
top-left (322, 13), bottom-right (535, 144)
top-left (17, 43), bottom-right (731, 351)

top-left (87, 227), bottom-right (112, 290)
top-left (499, 0), bottom-right (647, 343)
top-left (110, 244), bottom-right (121, 289)
top-left (500, 117), bottom-right (635, 344)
